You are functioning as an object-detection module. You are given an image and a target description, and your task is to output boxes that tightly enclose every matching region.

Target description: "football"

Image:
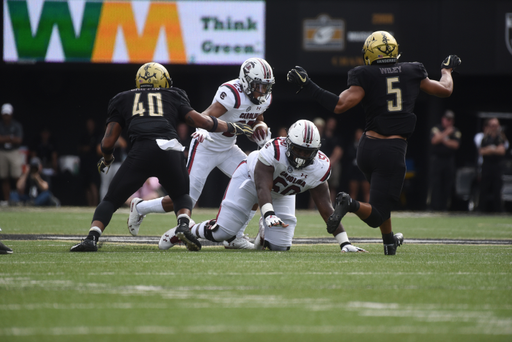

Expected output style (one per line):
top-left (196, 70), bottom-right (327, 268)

top-left (250, 121), bottom-right (268, 142)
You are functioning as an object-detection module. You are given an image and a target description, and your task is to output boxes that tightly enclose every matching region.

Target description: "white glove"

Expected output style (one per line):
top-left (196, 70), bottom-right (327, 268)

top-left (341, 244), bottom-right (367, 253)
top-left (191, 128), bottom-right (214, 143)
top-left (253, 127), bottom-right (272, 147)
top-left (264, 214), bottom-right (289, 228)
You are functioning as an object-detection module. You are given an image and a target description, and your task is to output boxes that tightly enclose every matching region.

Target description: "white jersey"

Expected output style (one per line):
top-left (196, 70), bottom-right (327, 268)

top-left (247, 137), bottom-right (331, 196)
top-left (198, 78), bottom-right (272, 152)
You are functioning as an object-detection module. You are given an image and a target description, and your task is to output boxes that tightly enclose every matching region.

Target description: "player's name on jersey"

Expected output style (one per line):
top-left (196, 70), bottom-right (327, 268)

top-left (239, 113), bottom-right (260, 119)
top-left (379, 66), bottom-right (402, 74)
top-left (279, 171), bottom-right (306, 187)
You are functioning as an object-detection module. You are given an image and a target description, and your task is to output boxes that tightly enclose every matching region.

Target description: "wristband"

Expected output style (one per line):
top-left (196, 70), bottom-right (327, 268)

top-left (208, 116), bottom-right (219, 132)
top-left (261, 203), bottom-right (275, 219)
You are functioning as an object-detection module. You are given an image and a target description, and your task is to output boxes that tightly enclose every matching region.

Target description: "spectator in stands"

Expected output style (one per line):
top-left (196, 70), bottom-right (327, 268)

top-left (29, 127), bottom-right (59, 177)
top-left (78, 118), bottom-right (102, 206)
top-left (428, 110), bottom-right (461, 211)
top-left (478, 117), bottom-right (509, 212)
top-left (15, 157), bottom-right (60, 206)
top-left (0, 103), bottom-right (24, 206)
top-left (474, 119), bottom-right (490, 174)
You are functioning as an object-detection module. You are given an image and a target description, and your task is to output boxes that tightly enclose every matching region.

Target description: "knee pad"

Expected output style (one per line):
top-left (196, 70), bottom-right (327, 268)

top-left (362, 207), bottom-right (385, 228)
top-left (172, 194), bottom-right (193, 214)
top-left (92, 200), bottom-right (116, 227)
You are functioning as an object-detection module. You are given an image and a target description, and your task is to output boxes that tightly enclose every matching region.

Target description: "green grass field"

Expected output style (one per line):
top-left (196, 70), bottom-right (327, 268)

top-left (1, 207), bottom-right (511, 341)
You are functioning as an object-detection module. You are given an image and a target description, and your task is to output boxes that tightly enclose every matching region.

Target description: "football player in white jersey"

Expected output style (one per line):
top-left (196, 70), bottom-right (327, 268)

top-left (159, 120), bottom-right (367, 252)
top-left (128, 58), bottom-right (274, 249)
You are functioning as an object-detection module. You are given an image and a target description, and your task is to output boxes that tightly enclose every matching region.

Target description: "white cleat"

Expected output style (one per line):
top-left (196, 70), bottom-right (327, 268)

top-left (253, 217), bottom-right (266, 251)
top-left (223, 234), bottom-right (254, 249)
top-left (158, 219), bottom-right (196, 250)
top-left (159, 227), bottom-right (181, 250)
top-left (127, 197), bottom-right (145, 236)
top-left (341, 244), bottom-right (368, 253)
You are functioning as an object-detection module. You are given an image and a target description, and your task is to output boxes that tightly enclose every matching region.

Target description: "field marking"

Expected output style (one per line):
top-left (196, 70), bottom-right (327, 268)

top-left (3, 234), bottom-right (512, 245)
top-left (1, 323), bottom-right (511, 336)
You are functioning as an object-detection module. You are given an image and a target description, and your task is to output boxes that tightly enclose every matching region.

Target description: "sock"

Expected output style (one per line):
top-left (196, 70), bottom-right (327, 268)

top-left (335, 231), bottom-right (349, 246)
top-left (87, 226), bottom-right (102, 241)
top-left (237, 210), bottom-right (256, 238)
top-left (177, 214), bottom-right (190, 227)
top-left (348, 198), bottom-right (360, 212)
top-left (382, 231), bottom-right (395, 245)
top-left (190, 221), bottom-right (207, 238)
top-left (136, 197), bottom-right (166, 215)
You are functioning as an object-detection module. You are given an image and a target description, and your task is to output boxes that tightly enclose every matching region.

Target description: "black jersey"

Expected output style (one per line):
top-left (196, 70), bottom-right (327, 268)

top-left (348, 62), bottom-right (428, 137)
top-left (106, 87), bottom-right (194, 143)
top-left (430, 124), bottom-right (461, 158)
top-left (481, 134), bottom-right (508, 165)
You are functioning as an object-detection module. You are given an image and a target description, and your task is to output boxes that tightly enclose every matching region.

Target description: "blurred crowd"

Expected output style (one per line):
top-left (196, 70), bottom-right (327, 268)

top-left (0, 102), bottom-right (510, 212)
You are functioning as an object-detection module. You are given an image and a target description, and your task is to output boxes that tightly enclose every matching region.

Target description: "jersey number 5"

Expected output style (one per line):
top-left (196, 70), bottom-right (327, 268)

top-left (132, 93), bottom-right (164, 117)
top-left (386, 77), bottom-right (402, 112)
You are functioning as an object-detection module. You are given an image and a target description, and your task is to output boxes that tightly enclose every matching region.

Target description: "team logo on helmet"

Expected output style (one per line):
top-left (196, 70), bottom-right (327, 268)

top-left (378, 33), bottom-right (397, 57)
top-left (140, 64), bottom-right (157, 82)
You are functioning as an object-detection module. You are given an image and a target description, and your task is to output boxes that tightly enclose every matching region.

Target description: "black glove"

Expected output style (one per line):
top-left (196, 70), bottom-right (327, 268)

top-left (227, 122), bottom-right (254, 138)
top-left (97, 156), bottom-right (115, 174)
top-left (287, 66), bottom-right (310, 92)
top-left (441, 55), bottom-right (461, 71)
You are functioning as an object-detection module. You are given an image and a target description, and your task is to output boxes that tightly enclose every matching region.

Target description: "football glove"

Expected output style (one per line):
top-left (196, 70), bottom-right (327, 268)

top-left (191, 128), bottom-right (214, 143)
top-left (228, 122), bottom-right (254, 138)
top-left (441, 55), bottom-right (461, 71)
top-left (341, 244), bottom-right (368, 253)
top-left (97, 156), bottom-right (115, 174)
top-left (264, 214), bottom-right (289, 228)
top-left (287, 66), bottom-right (310, 91)
top-left (253, 127), bottom-right (272, 147)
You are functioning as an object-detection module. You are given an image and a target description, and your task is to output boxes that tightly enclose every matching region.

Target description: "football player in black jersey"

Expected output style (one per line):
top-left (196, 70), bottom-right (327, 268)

top-left (71, 62), bottom-right (253, 252)
top-left (287, 31), bottom-right (461, 255)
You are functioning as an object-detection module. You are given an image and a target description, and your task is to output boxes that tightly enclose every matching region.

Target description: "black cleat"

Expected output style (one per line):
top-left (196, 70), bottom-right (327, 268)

top-left (175, 223), bottom-right (201, 251)
top-left (327, 192), bottom-right (351, 233)
top-left (0, 241), bottom-right (13, 254)
top-left (384, 233), bottom-right (404, 255)
top-left (70, 238), bottom-right (98, 252)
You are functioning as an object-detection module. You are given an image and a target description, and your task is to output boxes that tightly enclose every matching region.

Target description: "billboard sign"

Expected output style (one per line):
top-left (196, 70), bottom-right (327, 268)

top-left (3, 0), bottom-right (265, 64)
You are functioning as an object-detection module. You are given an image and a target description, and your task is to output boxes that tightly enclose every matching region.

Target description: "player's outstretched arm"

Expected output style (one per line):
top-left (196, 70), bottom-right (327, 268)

top-left (287, 66), bottom-right (363, 114)
top-left (184, 110), bottom-right (253, 137)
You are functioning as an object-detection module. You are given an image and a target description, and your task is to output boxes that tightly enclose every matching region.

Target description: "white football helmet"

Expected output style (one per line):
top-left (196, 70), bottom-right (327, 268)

top-left (286, 120), bottom-right (321, 169)
top-left (239, 58), bottom-right (275, 105)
